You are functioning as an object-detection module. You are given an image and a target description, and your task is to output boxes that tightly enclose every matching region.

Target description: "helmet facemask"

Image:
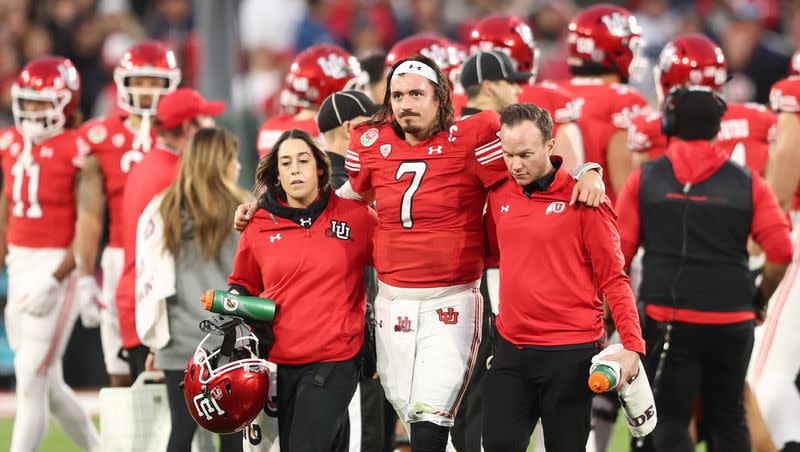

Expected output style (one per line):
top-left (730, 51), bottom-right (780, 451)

top-left (11, 85), bottom-right (71, 142)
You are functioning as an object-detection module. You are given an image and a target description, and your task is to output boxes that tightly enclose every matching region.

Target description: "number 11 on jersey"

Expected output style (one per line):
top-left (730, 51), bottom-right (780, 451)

top-left (395, 161), bottom-right (427, 228)
top-left (10, 160), bottom-right (42, 218)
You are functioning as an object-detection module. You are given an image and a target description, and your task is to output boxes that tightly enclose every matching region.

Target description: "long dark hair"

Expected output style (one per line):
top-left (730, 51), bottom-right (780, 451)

top-left (254, 129), bottom-right (332, 204)
top-left (366, 54), bottom-right (455, 138)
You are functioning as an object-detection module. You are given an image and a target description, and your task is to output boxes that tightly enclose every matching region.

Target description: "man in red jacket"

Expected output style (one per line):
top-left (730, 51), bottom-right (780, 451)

top-left (116, 89), bottom-right (223, 381)
top-left (482, 103), bottom-right (645, 451)
top-left (616, 86), bottom-right (792, 451)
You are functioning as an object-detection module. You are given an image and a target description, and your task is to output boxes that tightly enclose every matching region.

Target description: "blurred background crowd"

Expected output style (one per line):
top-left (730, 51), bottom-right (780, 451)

top-left (2, 0), bottom-right (800, 129)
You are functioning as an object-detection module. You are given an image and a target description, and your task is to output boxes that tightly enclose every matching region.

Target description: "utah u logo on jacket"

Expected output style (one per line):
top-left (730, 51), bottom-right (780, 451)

top-left (437, 308), bottom-right (459, 325)
top-left (326, 220), bottom-right (351, 240)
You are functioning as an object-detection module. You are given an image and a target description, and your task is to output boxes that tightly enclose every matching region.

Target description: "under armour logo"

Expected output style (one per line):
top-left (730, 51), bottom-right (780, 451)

top-left (428, 146), bottom-right (442, 155)
top-left (299, 217), bottom-right (312, 227)
top-left (193, 393), bottom-right (226, 421)
top-left (39, 146), bottom-right (54, 159)
top-left (410, 64), bottom-right (422, 71)
top-left (269, 234), bottom-right (281, 243)
top-left (500, 205), bottom-right (510, 213)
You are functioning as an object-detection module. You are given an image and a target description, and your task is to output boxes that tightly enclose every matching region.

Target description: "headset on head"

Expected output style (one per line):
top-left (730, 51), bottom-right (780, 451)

top-left (661, 85), bottom-right (727, 137)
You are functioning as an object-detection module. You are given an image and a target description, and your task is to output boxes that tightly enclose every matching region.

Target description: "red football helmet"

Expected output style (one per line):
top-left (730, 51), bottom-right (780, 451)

top-left (284, 44), bottom-right (362, 109)
top-left (11, 55), bottom-right (81, 140)
top-left (113, 41), bottom-right (181, 116)
top-left (183, 324), bottom-right (270, 434)
top-left (654, 33), bottom-right (727, 103)
top-left (567, 4), bottom-right (645, 81)
top-left (468, 15), bottom-right (539, 78)
top-left (790, 50), bottom-right (800, 76)
top-left (385, 34), bottom-right (461, 87)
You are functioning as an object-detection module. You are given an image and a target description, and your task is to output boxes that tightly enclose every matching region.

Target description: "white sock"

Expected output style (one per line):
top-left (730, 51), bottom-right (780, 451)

top-left (10, 373), bottom-right (49, 452)
top-left (47, 363), bottom-right (100, 451)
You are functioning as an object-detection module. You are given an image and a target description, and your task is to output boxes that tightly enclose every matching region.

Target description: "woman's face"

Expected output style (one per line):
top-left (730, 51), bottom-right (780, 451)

top-left (227, 154), bottom-right (241, 183)
top-left (277, 138), bottom-right (320, 206)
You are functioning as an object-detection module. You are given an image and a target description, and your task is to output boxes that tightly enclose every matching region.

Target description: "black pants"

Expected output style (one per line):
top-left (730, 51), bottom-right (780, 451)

top-left (451, 275), bottom-right (495, 452)
top-left (482, 335), bottom-right (596, 452)
top-left (278, 358), bottom-right (359, 452)
top-left (330, 378), bottom-right (387, 452)
top-left (164, 370), bottom-right (242, 452)
top-left (644, 318), bottom-right (754, 452)
top-left (126, 344), bottom-right (150, 382)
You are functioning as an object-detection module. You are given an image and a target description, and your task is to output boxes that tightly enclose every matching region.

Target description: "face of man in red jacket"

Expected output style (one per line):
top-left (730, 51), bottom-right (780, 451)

top-left (501, 119), bottom-right (556, 186)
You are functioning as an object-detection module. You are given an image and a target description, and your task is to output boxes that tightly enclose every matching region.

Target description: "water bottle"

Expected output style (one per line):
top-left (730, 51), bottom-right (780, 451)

top-left (201, 289), bottom-right (276, 322)
top-left (588, 362), bottom-right (620, 393)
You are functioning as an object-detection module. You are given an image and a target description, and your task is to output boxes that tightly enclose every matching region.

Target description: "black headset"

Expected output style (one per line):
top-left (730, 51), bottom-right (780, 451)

top-left (661, 86), bottom-right (727, 137)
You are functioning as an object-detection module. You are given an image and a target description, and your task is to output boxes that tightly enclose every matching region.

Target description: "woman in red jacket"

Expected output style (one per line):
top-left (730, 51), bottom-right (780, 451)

top-left (228, 129), bottom-right (377, 452)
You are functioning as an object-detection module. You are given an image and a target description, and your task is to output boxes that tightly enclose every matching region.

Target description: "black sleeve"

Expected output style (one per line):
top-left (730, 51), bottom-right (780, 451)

top-left (228, 283), bottom-right (252, 296)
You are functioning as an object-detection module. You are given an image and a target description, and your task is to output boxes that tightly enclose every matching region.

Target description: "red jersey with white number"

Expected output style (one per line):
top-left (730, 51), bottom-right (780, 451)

top-left (256, 114), bottom-right (322, 158)
top-left (346, 110), bottom-right (506, 287)
top-left (0, 127), bottom-right (86, 247)
top-left (519, 82), bottom-right (580, 127)
top-left (769, 76), bottom-right (800, 209)
top-left (627, 104), bottom-right (774, 176)
top-left (80, 115), bottom-right (155, 247)
top-left (556, 78), bottom-right (648, 201)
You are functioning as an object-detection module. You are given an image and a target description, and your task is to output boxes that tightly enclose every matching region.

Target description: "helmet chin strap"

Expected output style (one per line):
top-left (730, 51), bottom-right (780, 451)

top-left (132, 111), bottom-right (153, 152)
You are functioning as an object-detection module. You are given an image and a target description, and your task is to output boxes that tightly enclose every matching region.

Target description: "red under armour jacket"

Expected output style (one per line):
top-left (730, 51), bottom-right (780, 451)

top-left (485, 161), bottom-right (645, 354)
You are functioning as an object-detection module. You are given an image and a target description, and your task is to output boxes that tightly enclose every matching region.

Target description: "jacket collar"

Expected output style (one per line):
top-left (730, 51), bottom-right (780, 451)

top-left (259, 188), bottom-right (331, 228)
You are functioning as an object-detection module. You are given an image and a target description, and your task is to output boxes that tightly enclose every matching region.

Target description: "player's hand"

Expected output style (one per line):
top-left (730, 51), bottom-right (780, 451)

top-left (571, 169), bottom-right (605, 207)
top-left (76, 275), bottom-right (105, 328)
top-left (21, 275), bottom-right (60, 316)
top-left (234, 202), bottom-right (257, 232)
top-left (603, 348), bottom-right (640, 390)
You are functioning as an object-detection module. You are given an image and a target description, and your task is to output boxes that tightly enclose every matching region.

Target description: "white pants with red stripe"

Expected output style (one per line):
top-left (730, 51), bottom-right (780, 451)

top-left (5, 245), bottom-right (99, 452)
top-left (374, 279), bottom-right (482, 428)
top-left (100, 246), bottom-right (128, 375)
top-left (5, 245), bottom-right (78, 375)
top-left (748, 219), bottom-right (800, 449)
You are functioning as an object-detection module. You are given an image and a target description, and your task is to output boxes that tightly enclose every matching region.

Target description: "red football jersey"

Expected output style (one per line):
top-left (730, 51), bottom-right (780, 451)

top-left (345, 110), bottom-right (506, 288)
top-left (556, 79), bottom-right (648, 201)
top-left (0, 128), bottom-right (86, 248)
top-left (770, 76), bottom-right (800, 209)
top-left (518, 82), bottom-right (580, 127)
top-left (256, 114), bottom-right (322, 158)
top-left (627, 104), bottom-right (774, 176)
top-left (80, 115), bottom-right (156, 247)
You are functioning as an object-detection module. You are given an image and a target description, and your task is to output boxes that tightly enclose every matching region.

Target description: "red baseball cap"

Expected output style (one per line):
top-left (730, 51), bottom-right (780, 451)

top-left (156, 88), bottom-right (225, 129)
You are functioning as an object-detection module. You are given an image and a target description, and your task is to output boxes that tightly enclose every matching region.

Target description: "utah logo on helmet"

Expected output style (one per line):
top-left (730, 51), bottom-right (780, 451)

top-left (182, 322), bottom-right (270, 434)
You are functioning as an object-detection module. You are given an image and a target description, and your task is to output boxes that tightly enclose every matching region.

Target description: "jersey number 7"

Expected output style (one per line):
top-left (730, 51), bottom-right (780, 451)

top-left (395, 161), bottom-right (427, 228)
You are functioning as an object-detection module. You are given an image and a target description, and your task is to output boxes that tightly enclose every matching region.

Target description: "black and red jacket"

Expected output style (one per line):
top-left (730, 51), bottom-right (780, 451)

top-left (616, 140), bottom-right (792, 324)
top-left (229, 189), bottom-right (377, 364)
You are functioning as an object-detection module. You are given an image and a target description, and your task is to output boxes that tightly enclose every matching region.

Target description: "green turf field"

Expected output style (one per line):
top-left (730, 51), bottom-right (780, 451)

top-left (0, 416), bottom-right (708, 452)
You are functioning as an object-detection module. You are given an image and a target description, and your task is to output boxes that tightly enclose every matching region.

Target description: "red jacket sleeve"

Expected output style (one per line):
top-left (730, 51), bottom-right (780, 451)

top-left (581, 200), bottom-right (645, 355)
top-left (228, 226), bottom-right (265, 296)
top-left (469, 110), bottom-right (507, 188)
top-left (364, 206), bottom-right (378, 266)
top-left (614, 167), bottom-right (642, 267)
top-left (751, 173), bottom-right (793, 264)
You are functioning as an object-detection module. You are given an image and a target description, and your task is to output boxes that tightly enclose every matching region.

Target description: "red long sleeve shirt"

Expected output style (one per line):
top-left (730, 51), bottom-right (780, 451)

top-left (228, 193), bottom-right (377, 365)
top-left (116, 146), bottom-right (180, 348)
top-left (486, 162), bottom-right (645, 354)
top-left (615, 140), bottom-right (793, 324)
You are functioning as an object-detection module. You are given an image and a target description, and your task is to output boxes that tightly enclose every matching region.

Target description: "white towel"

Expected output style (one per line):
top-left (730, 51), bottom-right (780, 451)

top-left (135, 193), bottom-right (174, 349)
top-left (591, 344), bottom-right (657, 438)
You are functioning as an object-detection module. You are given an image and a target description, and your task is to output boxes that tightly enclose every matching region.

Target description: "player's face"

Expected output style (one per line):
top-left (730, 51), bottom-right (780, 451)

top-left (491, 80), bottom-right (523, 110)
top-left (20, 99), bottom-right (51, 113)
top-left (390, 73), bottom-right (439, 137)
top-left (277, 138), bottom-right (322, 207)
top-left (128, 75), bottom-right (169, 108)
top-left (501, 121), bottom-right (555, 186)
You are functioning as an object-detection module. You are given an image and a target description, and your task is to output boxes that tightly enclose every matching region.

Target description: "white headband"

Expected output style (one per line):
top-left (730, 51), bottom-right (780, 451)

top-left (393, 60), bottom-right (439, 85)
